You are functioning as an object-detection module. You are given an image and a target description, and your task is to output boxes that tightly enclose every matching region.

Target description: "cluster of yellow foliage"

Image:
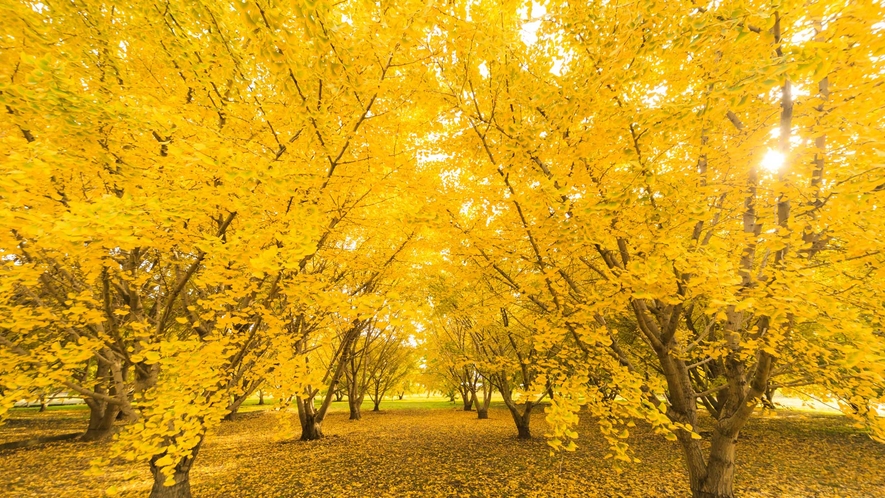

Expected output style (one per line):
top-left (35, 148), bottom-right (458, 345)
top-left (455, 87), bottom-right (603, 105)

top-left (422, 1), bottom-right (885, 496)
top-left (0, 0), bottom-right (436, 491)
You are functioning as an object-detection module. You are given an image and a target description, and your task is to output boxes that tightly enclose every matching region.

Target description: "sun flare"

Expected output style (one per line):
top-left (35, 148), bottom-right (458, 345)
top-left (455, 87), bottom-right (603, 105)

top-left (761, 149), bottom-right (785, 174)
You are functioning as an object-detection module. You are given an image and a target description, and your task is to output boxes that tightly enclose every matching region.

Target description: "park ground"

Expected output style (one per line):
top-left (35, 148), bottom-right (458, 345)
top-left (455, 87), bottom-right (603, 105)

top-left (1, 399), bottom-right (883, 497)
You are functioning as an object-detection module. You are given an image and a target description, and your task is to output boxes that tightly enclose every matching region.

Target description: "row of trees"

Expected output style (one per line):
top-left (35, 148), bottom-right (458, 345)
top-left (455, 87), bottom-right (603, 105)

top-left (424, 277), bottom-right (549, 436)
top-left (2, 1), bottom-right (883, 498)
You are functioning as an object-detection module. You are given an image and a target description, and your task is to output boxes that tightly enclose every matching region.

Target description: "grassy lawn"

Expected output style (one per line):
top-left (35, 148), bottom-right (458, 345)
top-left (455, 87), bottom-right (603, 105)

top-left (0, 399), bottom-right (883, 497)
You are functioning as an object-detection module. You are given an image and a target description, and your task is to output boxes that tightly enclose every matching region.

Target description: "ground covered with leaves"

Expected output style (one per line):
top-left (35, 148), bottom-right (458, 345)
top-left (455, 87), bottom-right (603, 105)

top-left (1, 401), bottom-right (883, 497)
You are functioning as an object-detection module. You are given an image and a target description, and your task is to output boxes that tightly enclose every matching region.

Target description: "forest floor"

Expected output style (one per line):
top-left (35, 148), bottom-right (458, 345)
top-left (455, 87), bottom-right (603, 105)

top-left (0, 399), bottom-right (883, 497)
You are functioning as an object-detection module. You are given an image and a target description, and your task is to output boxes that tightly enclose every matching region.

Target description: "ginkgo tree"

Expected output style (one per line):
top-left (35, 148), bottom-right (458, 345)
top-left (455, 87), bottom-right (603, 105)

top-left (365, 328), bottom-right (417, 411)
top-left (1, 0), bottom-right (442, 497)
top-left (428, 1), bottom-right (885, 498)
top-left (428, 267), bottom-right (553, 434)
top-left (0, 0), bottom-right (308, 491)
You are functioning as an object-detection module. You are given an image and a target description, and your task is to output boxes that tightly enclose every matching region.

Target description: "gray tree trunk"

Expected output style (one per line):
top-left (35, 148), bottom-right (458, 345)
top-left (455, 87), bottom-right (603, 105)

top-left (504, 401), bottom-right (532, 439)
top-left (477, 383), bottom-right (493, 419)
top-left (149, 439), bottom-right (202, 498)
top-left (300, 411), bottom-right (324, 441)
top-left (348, 395), bottom-right (363, 420)
top-left (149, 453), bottom-right (197, 498)
top-left (680, 427), bottom-right (738, 498)
top-left (81, 401), bottom-right (120, 442)
top-left (461, 390), bottom-right (473, 411)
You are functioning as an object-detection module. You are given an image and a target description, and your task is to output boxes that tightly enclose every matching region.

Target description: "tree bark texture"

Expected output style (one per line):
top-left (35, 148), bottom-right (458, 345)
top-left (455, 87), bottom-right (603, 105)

top-left (348, 395), bottom-right (363, 420)
top-left (300, 411), bottom-right (324, 441)
top-left (461, 391), bottom-right (473, 411)
top-left (504, 401), bottom-right (533, 439)
top-left (81, 400), bottom-right (120, 442)
top-left (149, 442), bottom-right (202, 498)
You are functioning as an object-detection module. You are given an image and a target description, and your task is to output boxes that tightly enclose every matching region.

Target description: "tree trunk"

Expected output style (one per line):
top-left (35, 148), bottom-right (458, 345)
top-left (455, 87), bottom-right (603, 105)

top-left (515, 417), bottom-right (531, 439)
top-left (224, 381), bottom-right (261, 421)
top-left (258, 390), bottom-right (264, 405)
top-left (477, 383), bottom-right (493, 420)
top-left (499, 380), bottom-right (532, 438)
top-left (677, 424), bottom-right (738, 498)
top-left (294, 322), bottom-right (364, 442)
top-left (149, 448), bottom-right (200, 498)
top-left (299, 410), bottom-right (324, 441)
top-left (348, 396), bottom-right (362, 420)
top-left (295, 393), bottom-right (331, 441)
top-left (761, 387), bottom-right (777, 410)
top-left (223, 396), bottom-right (246, 421)
top-left (461, 391), bottom-right (473, 411)
top-left (81, 401), bottom-right (120, 442)
top-left (373, 399), bottom-right (381, 411)
top-left (504, 402), bottom-right (532, 439)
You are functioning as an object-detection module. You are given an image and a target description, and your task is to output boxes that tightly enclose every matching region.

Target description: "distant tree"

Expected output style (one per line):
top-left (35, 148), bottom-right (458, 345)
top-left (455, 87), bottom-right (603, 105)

top-left (366, 331), bottom-right (416, 411)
